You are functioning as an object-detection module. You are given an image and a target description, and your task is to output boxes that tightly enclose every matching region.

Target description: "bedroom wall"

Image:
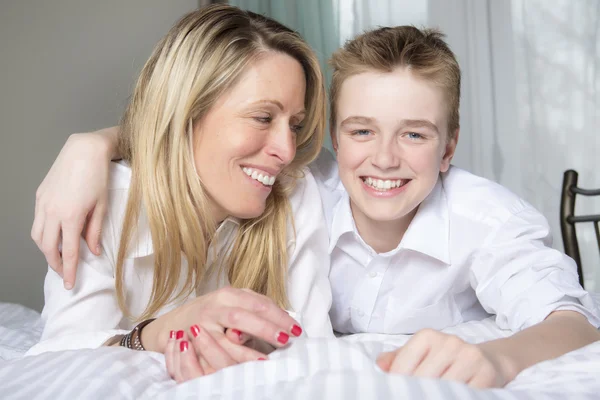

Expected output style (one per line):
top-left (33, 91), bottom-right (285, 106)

top-left (0, 0), bottom-right (199, 311)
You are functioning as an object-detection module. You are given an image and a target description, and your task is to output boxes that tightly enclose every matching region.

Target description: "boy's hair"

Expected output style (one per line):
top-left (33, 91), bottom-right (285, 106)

top-left (329, 26), bottom-right (461, 137)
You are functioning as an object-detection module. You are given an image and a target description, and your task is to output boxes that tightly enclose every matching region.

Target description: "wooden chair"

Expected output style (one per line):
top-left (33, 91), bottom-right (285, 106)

top-left (560, 170), bottom-right (600, 288)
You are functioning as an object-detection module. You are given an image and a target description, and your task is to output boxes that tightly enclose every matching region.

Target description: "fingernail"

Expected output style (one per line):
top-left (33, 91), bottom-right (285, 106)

top-left (169, 330), bottom-right (175, 340)
top-left (96, 244), bottom-right (101, 254)
top-left (258, 357), bottom-right (267, 361)
top-left (190, 325), bottom-right (200, 338)
top-left (64, 281), bottom-right (73, 290)
top-left (231, 329), bottom-right (243, 340)
top-left (176, 330), bottom-right (184, 340)
top-left (180, 341), bottom-right (188, 352)
top-left (291, 324), bottom-right (302, 337)
top-left (277, 331), bottom-right (289, 345)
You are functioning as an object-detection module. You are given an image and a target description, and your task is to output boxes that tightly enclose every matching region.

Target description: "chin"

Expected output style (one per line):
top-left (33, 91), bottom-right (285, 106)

top-left (231, 204), bottom-right (267, 220)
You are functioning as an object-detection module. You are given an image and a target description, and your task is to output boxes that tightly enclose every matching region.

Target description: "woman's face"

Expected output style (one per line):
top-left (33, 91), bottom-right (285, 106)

top-left (193, 51), bottom-right (307, 222)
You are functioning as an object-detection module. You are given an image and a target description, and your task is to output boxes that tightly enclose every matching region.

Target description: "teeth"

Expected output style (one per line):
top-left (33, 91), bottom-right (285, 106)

top-left (243, 167), bottom-right (276, 186)
top-left (362, 177), bottom-right (406, 191)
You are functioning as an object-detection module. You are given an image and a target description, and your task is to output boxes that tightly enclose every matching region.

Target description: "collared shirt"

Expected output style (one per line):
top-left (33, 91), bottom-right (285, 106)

top-left (28, 161), bottom-right (333, 355)
top-left (311, 149), bottom-right (600, 334)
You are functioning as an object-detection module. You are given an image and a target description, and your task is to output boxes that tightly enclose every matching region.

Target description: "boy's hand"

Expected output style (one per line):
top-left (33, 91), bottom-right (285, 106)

top-left (376, 330), bottom-right (512, 388)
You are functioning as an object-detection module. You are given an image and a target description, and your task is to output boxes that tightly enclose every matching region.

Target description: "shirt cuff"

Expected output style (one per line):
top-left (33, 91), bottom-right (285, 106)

top-left (25, 329), bottom-right (130, 356)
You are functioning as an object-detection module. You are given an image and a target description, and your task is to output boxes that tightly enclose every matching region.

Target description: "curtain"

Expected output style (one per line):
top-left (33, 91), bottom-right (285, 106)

top-left (511, 0), bottom-right (600, 290)
top-left (229, 0), bottom-right (340, 150)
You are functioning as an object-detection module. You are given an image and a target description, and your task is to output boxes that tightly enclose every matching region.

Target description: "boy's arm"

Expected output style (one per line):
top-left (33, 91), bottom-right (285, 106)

top-left (478, 310), bottom-right (600, 382)
top-left (32, 126), bottom-right (120, 289)
top-left (470, 205), bottom-right (600, 380)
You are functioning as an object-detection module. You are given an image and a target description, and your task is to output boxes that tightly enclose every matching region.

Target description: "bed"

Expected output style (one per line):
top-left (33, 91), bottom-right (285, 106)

top-left (1, 299), bottom-right (599, 400)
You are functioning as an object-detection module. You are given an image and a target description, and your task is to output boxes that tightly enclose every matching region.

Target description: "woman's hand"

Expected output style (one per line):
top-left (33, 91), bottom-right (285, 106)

top-left (143, 287), bottom-right (302, 367)
top-left (31, 128), bottom-right (118, 289)
top-left (376, 329), bottom-right (514, 388)
top-left (165, 327), bottom-right (261, 382)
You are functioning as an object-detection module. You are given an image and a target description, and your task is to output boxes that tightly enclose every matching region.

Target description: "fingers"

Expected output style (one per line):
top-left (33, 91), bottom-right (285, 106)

top-left (217, 288), bottom-right (301, 337)
top-left (165, 330), bottom-right (177, 379)
top-left (215, 306), bottom-right (294, 349)
top-left (84, 200), bottom-right (106, 256)
top-left (388, 336), bottom-right (430, 375)
top-left (188, 324), bottom-right (237, 371)
top-left (224, 328), bottom-right (250, 346)
top-left (376, 351), bottom-right (397, 372)
top-left (40, 220), bottom-right (63, 277)
top-left (412, 336), bottom-right (464, 378)
top-left (60, 217), bottom-right (86, 290)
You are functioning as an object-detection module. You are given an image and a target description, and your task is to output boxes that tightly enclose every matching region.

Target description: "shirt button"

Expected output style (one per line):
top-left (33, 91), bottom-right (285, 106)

top-left (368, 271), bottom-right (377, 278)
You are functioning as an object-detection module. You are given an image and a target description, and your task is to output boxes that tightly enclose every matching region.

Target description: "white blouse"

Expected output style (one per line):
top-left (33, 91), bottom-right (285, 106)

top-left (311, 149), bottom-right (600, 334)
top-left (27, 162), bottom-right (333, 355)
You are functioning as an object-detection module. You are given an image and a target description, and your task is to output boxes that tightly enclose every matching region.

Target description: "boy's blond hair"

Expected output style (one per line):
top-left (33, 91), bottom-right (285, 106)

top-left (329, 26), bottom-right (461, 137)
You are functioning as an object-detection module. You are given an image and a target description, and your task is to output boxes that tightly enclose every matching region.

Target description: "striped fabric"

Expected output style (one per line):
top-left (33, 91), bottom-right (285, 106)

top-left (0, 298), bottom-right (599, 400)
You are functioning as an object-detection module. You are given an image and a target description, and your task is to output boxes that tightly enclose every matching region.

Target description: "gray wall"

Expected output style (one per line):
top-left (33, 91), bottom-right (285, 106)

top-left (0, 0), bottom-right (199, 311)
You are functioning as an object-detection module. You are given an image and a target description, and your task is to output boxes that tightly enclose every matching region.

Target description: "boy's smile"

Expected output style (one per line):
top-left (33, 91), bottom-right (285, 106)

top-left (332, 67), bottom-right (458, 250)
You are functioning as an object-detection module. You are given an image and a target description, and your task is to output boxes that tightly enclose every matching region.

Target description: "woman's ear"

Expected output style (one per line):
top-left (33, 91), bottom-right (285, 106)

top-left (330, 127), bottom-right (338, 154)
top-left (440, 128), bottom-right (459, 173)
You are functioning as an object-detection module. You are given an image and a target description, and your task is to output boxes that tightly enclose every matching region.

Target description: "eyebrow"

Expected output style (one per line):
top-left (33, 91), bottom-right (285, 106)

top-left (251, 100), bottom-right (306, 116)
top-left (340, 116), bottom-right (439, 134)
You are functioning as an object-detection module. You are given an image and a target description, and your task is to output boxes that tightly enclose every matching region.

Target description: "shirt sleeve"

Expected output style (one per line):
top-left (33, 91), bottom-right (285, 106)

top-left (26, 229), bottom-right (129, 356)
top-left (470, 206), bottom-right (600, 332)
top-left (285, 168), bottom-right (334, 339)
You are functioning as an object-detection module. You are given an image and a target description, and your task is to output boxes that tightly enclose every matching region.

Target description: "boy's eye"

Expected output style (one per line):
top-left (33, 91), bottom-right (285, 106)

top-left (352, 129), bottom-right (371, 136)
top-left (407, 132), bottom-right (423, 140)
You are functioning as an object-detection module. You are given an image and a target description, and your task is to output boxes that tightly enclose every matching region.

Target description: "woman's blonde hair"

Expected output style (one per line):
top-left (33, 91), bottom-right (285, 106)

top-left (116, 4), bottom-right (325, 320)
top-left (329, 26), bottom-right (461, 138)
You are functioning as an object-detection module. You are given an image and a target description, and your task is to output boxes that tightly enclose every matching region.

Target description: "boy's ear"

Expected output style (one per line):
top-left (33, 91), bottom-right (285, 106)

top-left (440, 128), bottom-right (459, 173)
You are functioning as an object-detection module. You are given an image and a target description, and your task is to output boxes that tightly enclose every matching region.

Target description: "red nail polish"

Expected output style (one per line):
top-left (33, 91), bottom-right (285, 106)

top-left (277, 331), bottom-right (289, 345)
top-left (190, 325), bottom-right (200, 337)
top-left (176, 330), bottom-right (184, 340)
top-left (231, 329), bottom-right (242, 340)
top-left (258, 357), bottom-right (266, 361)
top-left (180, 341), bottom-right (188, 352)
top-left (291, 324), bottom-right (302, 337)
top-left (169, 330), bottom-right (175, 339)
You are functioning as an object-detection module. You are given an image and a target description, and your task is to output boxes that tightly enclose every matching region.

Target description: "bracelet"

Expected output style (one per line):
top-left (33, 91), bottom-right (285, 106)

top-left (119, 318), bottom-right (156, 351)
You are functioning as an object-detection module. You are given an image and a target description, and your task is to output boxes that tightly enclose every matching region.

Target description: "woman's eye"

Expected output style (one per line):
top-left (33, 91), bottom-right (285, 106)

top-left (291, 124), bottom-right (304, 134)
top-left (254, 116), bottom-right (272, 124)
top-left (352, 129), bottom-right (371, 136)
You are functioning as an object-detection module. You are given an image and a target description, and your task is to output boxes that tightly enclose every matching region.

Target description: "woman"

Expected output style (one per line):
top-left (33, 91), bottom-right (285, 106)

top-left (27, 4), bottom-right (334, 382)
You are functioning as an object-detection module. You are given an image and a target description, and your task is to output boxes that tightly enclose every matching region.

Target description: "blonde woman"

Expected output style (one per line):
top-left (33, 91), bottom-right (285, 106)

top-left (27, 5), bottom-right (334, 381)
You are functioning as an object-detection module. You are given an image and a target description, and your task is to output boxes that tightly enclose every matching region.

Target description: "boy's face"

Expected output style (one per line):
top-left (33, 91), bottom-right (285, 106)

top-left (332, 68), bottom-right (458, 226)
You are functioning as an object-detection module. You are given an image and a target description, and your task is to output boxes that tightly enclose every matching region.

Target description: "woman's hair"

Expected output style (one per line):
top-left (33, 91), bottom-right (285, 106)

top-left (329, 26), bottom-right (461, 138)
top-left (117, 4), bottom-right (325, 320)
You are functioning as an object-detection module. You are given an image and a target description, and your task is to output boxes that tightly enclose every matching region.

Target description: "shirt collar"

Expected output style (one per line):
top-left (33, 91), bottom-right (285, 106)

top-left (126, 212), bottom-right (241, 259)
top-left (327, 177), bottom-right (450, 264)
top-left (399, 177), bottom-right (450, 264)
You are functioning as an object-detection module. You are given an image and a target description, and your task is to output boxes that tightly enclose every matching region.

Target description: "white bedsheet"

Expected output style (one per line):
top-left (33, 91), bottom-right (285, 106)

top-left (1, 300), bottom-right (599, 399)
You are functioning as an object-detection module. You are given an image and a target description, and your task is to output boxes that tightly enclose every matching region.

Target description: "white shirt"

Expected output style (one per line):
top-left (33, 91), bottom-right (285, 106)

top-left (27, 162), bottom-right (333, 355)
top-left (311, 149), bottom-right (600, 334)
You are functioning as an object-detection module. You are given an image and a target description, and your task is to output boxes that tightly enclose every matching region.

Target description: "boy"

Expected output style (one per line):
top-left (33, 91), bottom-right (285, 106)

top-left (312, 25), bottom-right (600, 387)
top-left (32, 26), bottom-right (600, 388)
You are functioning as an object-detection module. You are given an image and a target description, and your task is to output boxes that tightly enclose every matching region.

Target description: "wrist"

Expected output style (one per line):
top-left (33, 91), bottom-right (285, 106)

top-left (140, 318), bottom-right (163, 353)
top-left (477, 342), bottom-right (522, 384)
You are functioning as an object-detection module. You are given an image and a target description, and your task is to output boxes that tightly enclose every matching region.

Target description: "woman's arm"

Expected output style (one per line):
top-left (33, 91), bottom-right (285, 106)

top-left (31, 127), bottom-right (120, 289)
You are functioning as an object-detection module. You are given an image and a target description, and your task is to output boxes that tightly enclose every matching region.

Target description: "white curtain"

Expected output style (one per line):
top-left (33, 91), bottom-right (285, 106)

top-left (334, 0), bottom-right (600, 291)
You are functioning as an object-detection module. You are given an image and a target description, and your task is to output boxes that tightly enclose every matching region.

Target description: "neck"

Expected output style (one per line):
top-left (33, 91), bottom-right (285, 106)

top-left (350, 202), bottom-right (418, 254)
